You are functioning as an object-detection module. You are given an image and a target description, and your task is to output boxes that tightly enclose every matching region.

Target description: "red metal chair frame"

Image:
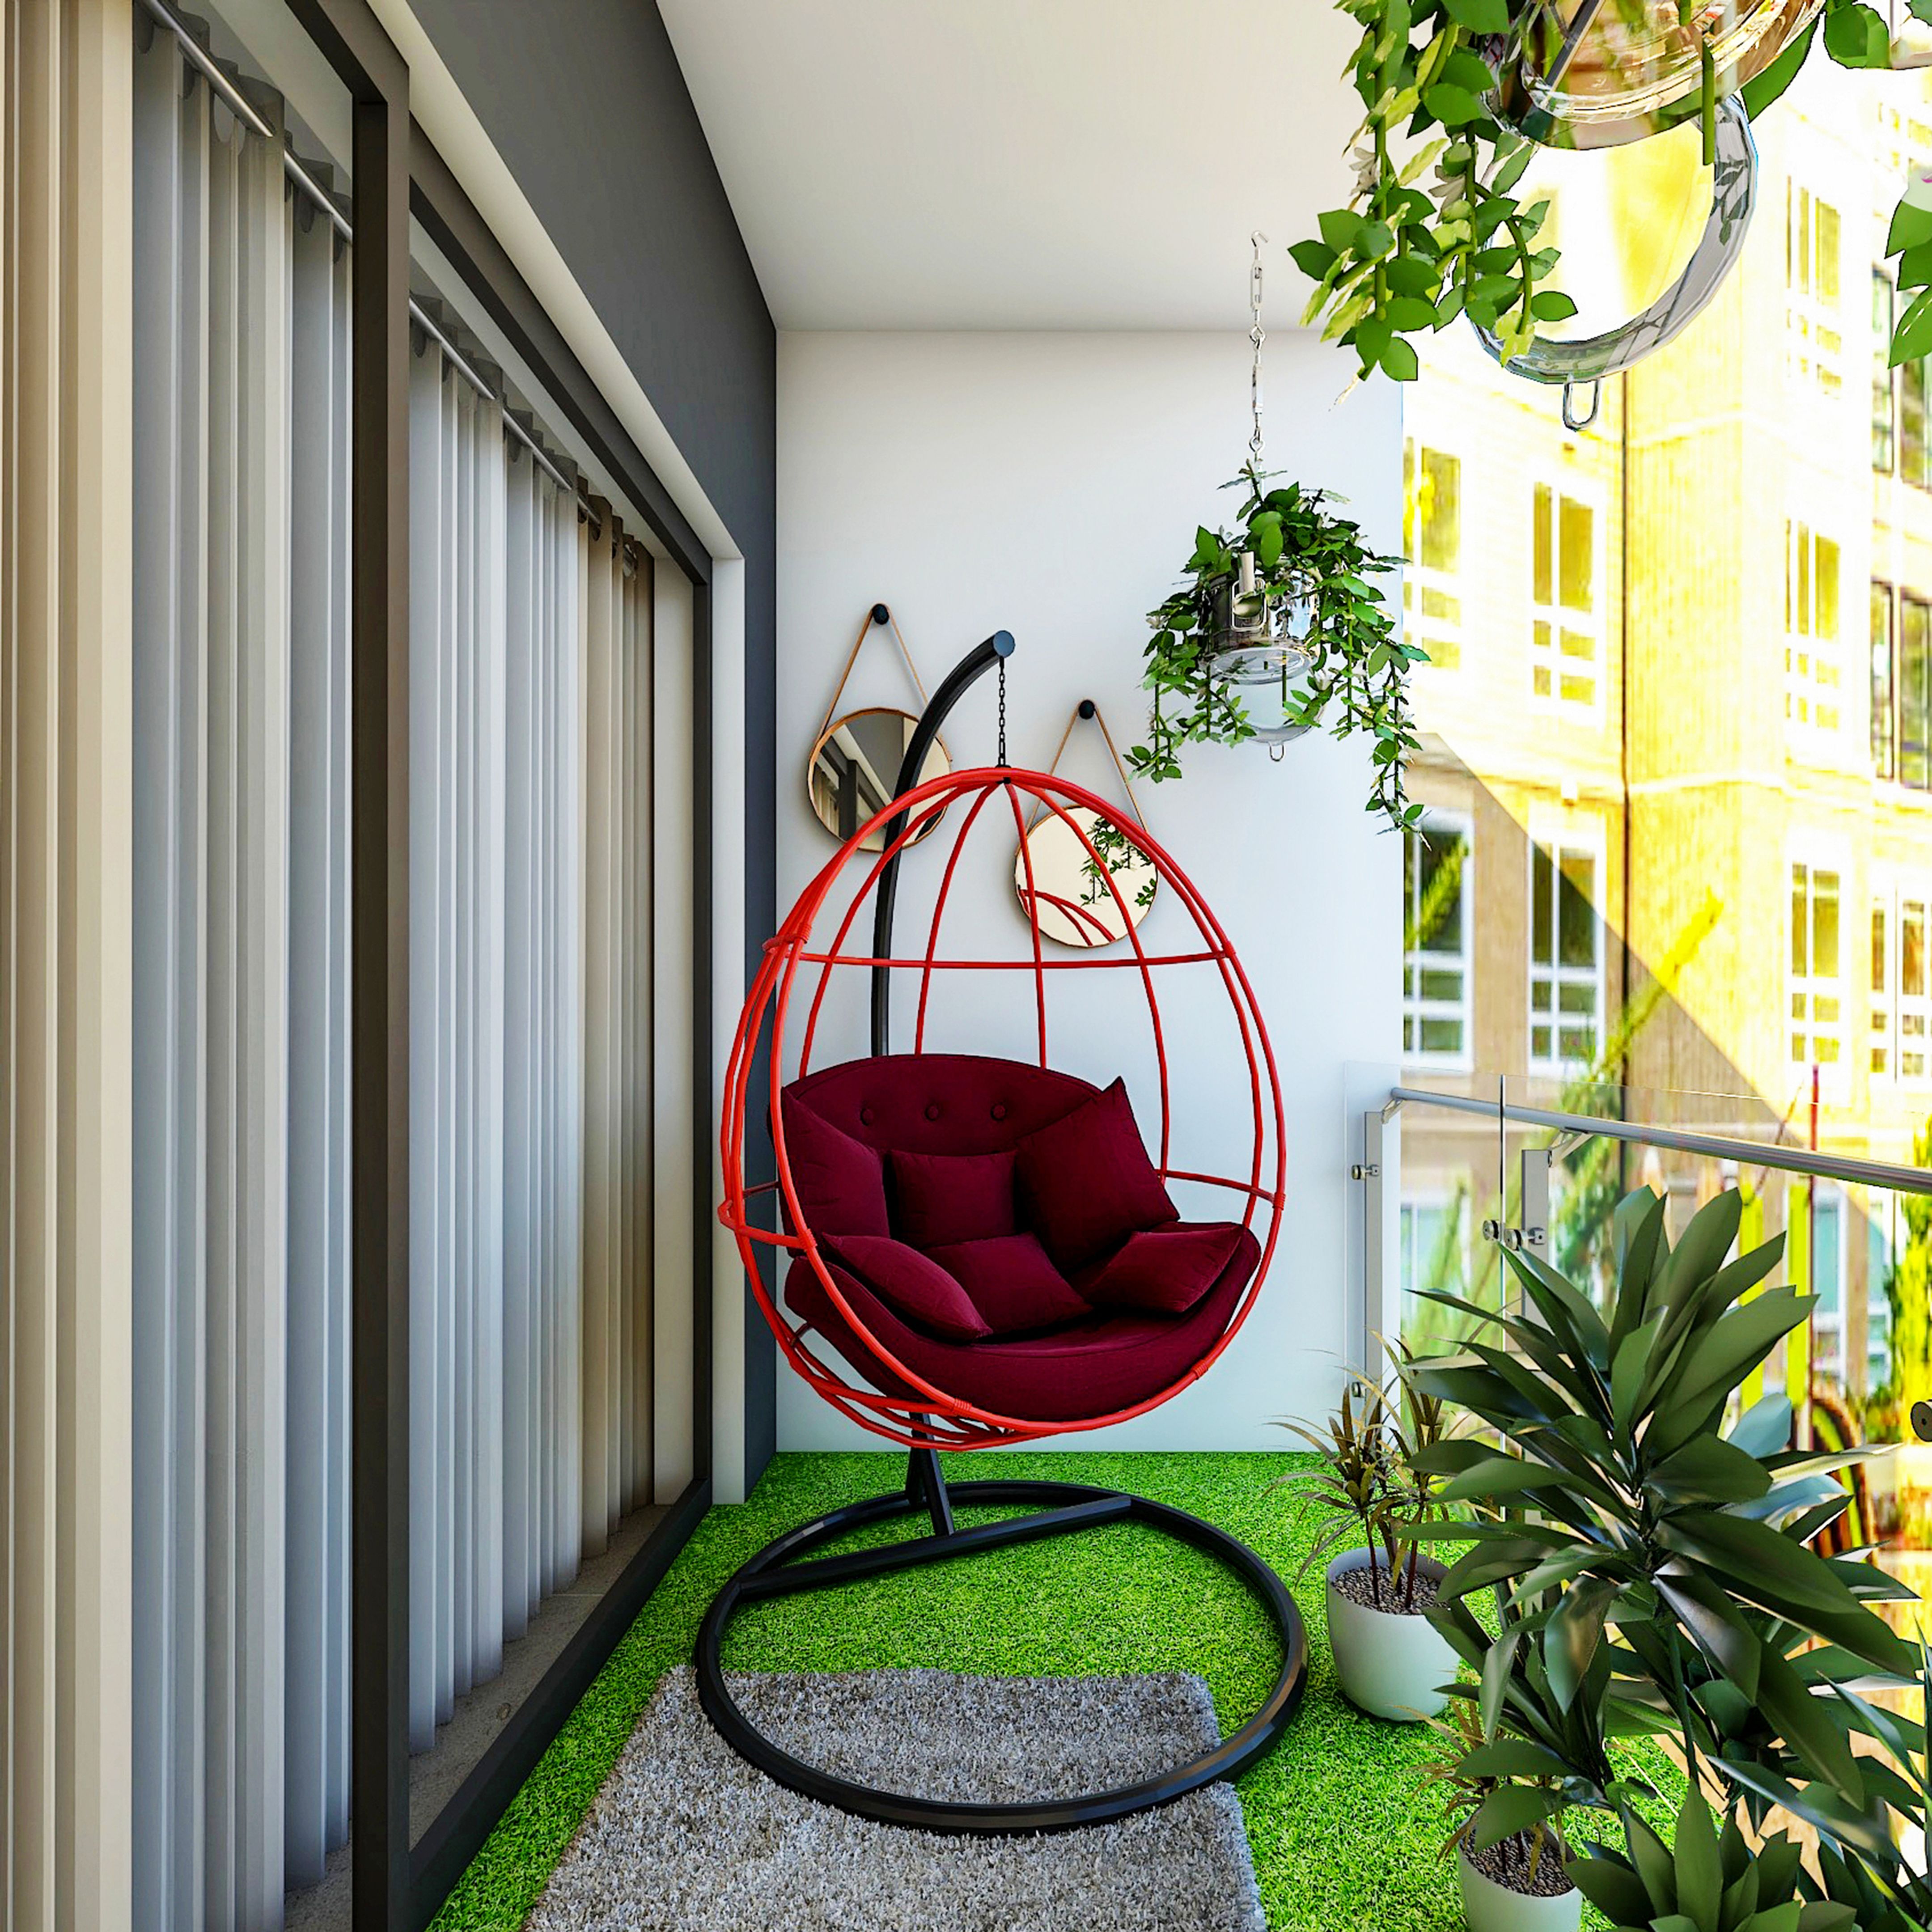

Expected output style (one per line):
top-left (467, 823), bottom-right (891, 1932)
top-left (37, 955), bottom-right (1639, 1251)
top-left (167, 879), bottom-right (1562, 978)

top-left (719, 764), bottom-right (1285, 1450)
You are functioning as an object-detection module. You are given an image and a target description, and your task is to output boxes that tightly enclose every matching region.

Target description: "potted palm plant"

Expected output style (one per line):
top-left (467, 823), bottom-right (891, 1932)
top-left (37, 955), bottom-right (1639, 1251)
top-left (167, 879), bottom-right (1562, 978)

top-left (1276, 1353), bottom-right (1457, 1720)
top-left (1407, 1185), bottom-right (1924, 1931)
top-left (1426, 1697), bottom-right (1583, 1932)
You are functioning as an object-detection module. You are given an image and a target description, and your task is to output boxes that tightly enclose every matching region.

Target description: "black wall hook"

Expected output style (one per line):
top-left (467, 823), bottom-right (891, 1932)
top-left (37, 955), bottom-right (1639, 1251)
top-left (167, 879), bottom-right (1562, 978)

top-left (870, 602), bottom-right (891, 626)
top-left (1077, 699), bottom-right (1096, 720)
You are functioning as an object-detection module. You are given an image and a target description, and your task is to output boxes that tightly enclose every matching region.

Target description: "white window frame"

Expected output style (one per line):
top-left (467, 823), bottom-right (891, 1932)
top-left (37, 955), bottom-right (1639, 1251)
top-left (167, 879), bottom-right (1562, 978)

top-left (1528, 477), bottom-right (1604, 714)
top-left (1400, 1190), bottom-right (1465, 1335)
top-left (1403, 809), bottom-right (1474, 1070)
top-left (1526, 817), bottom-right (1605, 1075)
top-left (1870, 875), bottom-right (1932, 1086)
top-left (1807, 1182), bottom-right (1848, 1383)
top-left (1785, 518), bottom-right (1846, 741)
top-left (1786, 179), bottom-right (1844, 398)
top-left (1403, 439), bottom-right (1464, 674)
top-left (1789, 843), bottom-right (1849, 1087)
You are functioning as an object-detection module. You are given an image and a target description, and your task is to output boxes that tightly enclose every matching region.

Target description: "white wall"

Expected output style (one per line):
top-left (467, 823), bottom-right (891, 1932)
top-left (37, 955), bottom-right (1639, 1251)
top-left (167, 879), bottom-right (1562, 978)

top-left (776, 330), bottom-right (1402, 1450)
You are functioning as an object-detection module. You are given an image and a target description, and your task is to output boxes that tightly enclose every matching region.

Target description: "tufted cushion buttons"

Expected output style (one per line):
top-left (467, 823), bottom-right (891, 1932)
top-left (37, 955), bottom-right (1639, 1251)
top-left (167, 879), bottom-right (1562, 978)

top-left (990, 1101), bottom-right (1008, 1121)
top-left (925, 1102), bottom-right (942, 1121)
top-left (860, 1106), bottom-right (877, 1126)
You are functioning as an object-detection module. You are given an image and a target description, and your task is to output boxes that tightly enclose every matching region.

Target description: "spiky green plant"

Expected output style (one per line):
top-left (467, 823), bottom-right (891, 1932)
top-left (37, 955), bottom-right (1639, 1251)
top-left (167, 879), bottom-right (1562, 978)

top-left (1272, 1382), bottom-right (1402, 1606)
top-left (1568, 1789), bottom-right (1855, 1932)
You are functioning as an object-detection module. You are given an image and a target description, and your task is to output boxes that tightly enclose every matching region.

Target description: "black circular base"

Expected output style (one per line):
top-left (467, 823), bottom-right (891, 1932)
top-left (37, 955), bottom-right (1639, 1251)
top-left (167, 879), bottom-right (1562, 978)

top-left (694, 1477), bottom-right (1307, 1834)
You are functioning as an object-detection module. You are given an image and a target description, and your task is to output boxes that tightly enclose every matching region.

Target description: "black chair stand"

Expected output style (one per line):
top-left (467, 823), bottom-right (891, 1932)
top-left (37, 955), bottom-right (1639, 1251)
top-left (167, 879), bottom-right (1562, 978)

top-left (693, 1448), bottom-right (1307, 1834)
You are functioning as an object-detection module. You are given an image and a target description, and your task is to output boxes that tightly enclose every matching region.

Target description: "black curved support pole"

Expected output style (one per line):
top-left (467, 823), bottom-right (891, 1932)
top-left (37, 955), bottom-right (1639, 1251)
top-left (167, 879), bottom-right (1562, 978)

top-left (869, 630), bottom-right (1015, 1056)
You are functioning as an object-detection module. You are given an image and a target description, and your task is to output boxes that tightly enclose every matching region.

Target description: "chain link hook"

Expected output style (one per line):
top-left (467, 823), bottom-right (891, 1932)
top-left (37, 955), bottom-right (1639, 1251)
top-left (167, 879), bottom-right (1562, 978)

top-left (1248, 230), bottom-right (1268, 475)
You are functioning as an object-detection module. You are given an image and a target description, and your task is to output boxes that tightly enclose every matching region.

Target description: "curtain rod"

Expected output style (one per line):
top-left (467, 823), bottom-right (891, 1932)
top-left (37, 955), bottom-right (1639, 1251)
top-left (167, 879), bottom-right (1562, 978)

top-left (139, 0), bottom-right (575, 498)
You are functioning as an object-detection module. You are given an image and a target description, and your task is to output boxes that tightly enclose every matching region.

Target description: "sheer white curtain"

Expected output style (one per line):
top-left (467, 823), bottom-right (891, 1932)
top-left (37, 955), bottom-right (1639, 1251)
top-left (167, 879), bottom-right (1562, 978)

top-left (0, 0), bottom-right (135, 1925)
top-left (578, 517), bottom-right (655, 1554)
top-left (130, 21), bottom-right (309, 1930)
top-left (404, 337), bottom-right (656, 1746)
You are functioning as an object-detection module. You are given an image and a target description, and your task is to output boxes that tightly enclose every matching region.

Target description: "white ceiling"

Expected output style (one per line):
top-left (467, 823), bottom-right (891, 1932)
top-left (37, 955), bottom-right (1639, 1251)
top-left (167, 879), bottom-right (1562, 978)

top-left (656, 1), bottom-right (1363, 330)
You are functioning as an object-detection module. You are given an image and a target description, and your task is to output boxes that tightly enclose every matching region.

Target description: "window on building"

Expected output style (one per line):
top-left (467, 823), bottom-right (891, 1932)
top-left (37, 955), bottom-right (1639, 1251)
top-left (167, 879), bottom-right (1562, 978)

top-left (1811, 1184), bottom-right (1845, 1381)
top-left (1905, 356), bottom-right (1930, 488)
top-left (1787, 182), bottom-right (1842, 394)
top-left (1530, 484), bottom-right (1598, 708)
top-left (1791, 859), bottom-right (1843, 1068)
top-left (1400, 1195), bottom-right (1466, 1332)
top-left (1873, 897), bottom-right (1891, 1078)
top-left (1785, 520), bottom-right (1842, 734)
top-left (1529, 836), bottom-right (1600, 1069)
top-left (1874, 581), bottom-right (1897, 778)
top-left (1877, 269), bottom-right (1898, 472)
top-left (1903, 594), bottom-right (1932, 789)
top-left (1873, 883), bottom-right (1930, 1081)
top-left (1868, 1199), bottom-right (1896, 1390)
top-left (1403, 814), bottom-right (1472, 1063)
top-left (1403, 441), bottom-right (1463, 671)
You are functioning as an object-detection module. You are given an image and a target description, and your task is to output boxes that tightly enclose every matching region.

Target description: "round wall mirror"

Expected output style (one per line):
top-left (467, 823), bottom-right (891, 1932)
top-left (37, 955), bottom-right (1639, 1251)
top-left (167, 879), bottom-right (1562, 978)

top-left (1014, 805), bottom-right (1157, 949)
top-left (807, 707), bottom-right (950, 850)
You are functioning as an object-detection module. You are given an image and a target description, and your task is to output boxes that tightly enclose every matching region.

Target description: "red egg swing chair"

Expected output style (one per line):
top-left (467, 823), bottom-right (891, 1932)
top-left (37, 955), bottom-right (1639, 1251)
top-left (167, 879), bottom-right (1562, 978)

top-left (706, 631), bottom-right (1308, 1832)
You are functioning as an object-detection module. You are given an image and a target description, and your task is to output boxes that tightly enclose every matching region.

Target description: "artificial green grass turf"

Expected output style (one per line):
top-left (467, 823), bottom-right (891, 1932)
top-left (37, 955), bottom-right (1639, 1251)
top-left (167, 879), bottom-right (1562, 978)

top-left (429, 1451), bottom-right (1674, 1931)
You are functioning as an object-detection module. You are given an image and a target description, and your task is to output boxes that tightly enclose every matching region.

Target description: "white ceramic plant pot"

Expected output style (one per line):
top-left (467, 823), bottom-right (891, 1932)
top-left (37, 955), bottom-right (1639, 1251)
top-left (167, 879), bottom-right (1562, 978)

top-left (1323, 1547), bottom-right (1456, 1722)
top-left (1456, 1847), bottom-right (1582, 1932)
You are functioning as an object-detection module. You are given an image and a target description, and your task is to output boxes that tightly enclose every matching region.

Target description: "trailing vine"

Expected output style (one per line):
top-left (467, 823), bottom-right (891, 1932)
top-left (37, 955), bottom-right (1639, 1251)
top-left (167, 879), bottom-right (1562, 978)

top-left (1128, 469), bottom-right (1423, 830)
top-left (1294, 0), bottom-right (1916, 385)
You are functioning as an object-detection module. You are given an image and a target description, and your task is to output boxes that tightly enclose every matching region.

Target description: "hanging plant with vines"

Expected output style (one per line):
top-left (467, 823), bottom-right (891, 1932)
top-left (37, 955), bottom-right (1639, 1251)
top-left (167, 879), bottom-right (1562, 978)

top-left (1292, 0), bottom-right (1918, 386)
top-left (1131, 236), bottom-right (1420, 827)
top-left (1129, 468), bottom-right (1421, 830)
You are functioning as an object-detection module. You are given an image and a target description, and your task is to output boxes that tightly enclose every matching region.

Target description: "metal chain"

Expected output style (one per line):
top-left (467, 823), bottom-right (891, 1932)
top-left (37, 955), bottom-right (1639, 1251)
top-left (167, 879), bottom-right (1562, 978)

top-left (1248, 229), bottom-right (1267, 475)
top-left (997, 656), bottom-right (1008, 767)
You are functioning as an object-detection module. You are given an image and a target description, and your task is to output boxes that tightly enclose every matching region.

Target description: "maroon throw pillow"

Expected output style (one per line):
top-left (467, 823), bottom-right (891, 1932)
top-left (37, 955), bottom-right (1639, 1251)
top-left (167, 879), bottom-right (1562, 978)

top-left (779, 1093), bottom-right (890, 1238)
top-left (1081, 1221), bottom-right (1243, 1315)
top-left (926, 1232), bottom-right (1090, 1335)
top-left (820, 1235), bottom-right (990, 1342)
top-left (890, 1147), bottom-right (1018, 1249)
top-left (1014, 1078), bottom-right (1177, 1272)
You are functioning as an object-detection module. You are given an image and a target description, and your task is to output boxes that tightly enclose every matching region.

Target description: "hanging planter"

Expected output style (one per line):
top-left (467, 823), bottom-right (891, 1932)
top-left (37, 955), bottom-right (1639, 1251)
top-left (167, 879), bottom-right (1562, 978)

top-left (1291, 0), bottom-right (1915, 399)
top-left (1129, 238), bottom-right (1422, 829)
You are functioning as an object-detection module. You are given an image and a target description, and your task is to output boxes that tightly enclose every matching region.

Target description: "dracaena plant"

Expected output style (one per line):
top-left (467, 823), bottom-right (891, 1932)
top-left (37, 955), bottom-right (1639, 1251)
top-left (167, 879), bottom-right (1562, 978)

top-left (1131, 468), bottom-right (1422, 830)
top-left (1297, 0), bottom-right (1918, 386)
top-left (1569, 1789), bottom-right (1856, 1932)
top-left (1407, 1186), bottom-right (1924, 1900)
top-left (1274, 1344), bottom-right (1454, 1609)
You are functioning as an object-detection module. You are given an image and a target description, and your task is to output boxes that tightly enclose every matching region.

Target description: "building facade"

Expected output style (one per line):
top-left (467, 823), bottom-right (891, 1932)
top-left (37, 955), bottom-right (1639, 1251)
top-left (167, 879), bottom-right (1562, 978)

top-left (1398, 46), bottom-right (1932, 1416)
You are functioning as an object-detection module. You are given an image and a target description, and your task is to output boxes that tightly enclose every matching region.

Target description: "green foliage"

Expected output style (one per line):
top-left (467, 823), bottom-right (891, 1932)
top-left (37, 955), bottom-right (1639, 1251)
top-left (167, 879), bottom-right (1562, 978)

top-left (1275, 1347), bottom-right (1455, 1609)
top-left (1131, 467), bottom-right (1420, 829)
top-left (1423, 1690), bottom-right (1572, 1884)
top-left (1881, 1114), bottom-right (1932, 1416)
top-left (1299, 0), bottom-right (1918, 383)
top-left (1568, 1789), bottom-right (1855, 1932)
top-left (1409, 1186), bottom-right (1925, 1911)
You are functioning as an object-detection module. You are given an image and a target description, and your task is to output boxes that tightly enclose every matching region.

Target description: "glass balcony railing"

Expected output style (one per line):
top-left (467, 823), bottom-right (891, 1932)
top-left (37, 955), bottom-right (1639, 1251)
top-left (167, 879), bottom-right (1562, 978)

top-left (1358, 1072), bottom-right (1932, 1620)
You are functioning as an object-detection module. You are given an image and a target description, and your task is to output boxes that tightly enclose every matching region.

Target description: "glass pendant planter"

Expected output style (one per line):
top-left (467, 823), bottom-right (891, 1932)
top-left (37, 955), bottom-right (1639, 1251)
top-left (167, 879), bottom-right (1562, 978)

top-left (1207, 565), bottom-right (1316, 747)
top-left (1488, 0), bottom-right (1826, 150)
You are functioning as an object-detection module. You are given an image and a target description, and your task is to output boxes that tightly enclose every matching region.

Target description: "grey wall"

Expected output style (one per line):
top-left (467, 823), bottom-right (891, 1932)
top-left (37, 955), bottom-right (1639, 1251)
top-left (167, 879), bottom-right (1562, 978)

top-left (407, 0), bottom-right (778, 1483)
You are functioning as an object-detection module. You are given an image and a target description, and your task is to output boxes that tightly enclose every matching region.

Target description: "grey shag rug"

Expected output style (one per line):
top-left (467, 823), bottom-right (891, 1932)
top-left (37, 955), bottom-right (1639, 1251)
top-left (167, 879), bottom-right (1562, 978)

top-left (526, 1666), bottom-right (1265, 1932)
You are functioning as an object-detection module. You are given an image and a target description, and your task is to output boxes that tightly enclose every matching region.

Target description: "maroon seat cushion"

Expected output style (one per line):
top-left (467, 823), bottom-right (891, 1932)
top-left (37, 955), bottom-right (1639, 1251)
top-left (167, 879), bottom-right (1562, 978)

top-left (818, 1235), bottom-right (989, 1342)
top-left (779, 1093), bottom-right (889, 1237)
top-left (925, 1232), bottom-right (1089, 1335)
top-left (786, 1222), bottom-right (1259, 1424)
top-left (1015, 1077), bottom-right (1178, 1273)
top-left (784, 1053), bottom-right (1098, 1158)
top-left (890, 1148), bottom-right (1018, 1249)
top-left (1080, 1221), bottom-right (1245, 1315)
